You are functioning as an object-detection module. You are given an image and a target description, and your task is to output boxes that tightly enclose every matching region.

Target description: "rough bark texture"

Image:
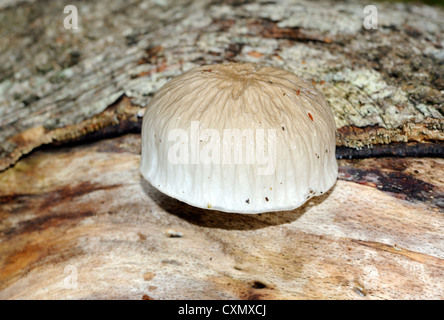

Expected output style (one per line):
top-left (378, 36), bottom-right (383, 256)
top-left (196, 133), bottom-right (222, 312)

top-left (0, 0), bottom-right (443, 171)
top-left (0, 0), bottom-right (443, 299)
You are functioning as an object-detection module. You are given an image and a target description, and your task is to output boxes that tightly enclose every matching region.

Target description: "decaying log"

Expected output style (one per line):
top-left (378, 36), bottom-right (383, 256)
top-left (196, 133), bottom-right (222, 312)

top-left (0, 134), bottom-right (443, 299)
top-left (0, 0), bottom-right (443, 300)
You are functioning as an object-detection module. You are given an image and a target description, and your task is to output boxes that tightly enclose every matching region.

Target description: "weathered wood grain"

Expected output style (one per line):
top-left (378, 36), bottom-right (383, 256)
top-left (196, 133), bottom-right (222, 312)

top-left (1, 0), bottom-right (443, 300)
top-left (0, 134), bottom-right (442, 299)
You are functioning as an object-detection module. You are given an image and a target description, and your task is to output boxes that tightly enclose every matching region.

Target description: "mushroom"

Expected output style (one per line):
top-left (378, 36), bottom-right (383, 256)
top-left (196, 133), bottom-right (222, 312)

top-left (140, 63), bottom-right (337, 214)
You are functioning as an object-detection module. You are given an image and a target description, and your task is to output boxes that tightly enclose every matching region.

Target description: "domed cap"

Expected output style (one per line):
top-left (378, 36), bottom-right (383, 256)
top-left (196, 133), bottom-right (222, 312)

top-left (140, 63), bottom-right (337, 214)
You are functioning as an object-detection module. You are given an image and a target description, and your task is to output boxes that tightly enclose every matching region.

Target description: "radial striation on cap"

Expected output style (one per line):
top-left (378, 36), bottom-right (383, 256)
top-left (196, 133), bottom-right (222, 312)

top-left (140, 63), bottom-right (338, 214)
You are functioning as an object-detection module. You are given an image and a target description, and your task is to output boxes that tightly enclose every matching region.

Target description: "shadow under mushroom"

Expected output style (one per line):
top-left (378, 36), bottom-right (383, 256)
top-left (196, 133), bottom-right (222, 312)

top-left (140, 176), bottom-right (335, 231)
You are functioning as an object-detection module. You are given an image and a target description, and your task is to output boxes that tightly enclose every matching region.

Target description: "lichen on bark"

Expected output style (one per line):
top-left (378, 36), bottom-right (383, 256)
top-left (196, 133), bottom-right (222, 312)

top-left (0, 0), bottom-right (443, 171)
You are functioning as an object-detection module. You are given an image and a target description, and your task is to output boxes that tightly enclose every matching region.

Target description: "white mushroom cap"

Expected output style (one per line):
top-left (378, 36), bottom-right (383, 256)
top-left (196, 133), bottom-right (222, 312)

top-left (140, 63), bottom-right (337, 214)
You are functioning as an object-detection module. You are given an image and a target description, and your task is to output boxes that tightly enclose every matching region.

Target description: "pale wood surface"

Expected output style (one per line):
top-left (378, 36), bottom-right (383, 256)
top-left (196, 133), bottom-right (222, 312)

top-left (0, 134), bottom-right (443, 299)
